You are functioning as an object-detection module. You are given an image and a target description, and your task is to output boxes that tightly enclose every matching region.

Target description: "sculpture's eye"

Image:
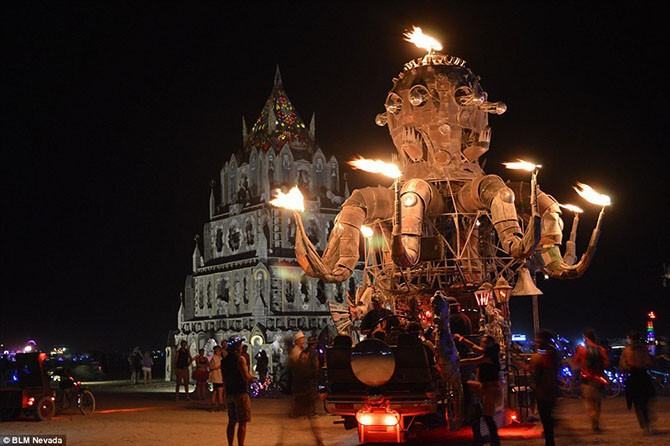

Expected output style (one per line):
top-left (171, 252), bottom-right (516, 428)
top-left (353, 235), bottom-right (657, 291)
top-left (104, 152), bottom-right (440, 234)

top-left (409, 85), bottom-right (429, 106)
top-left (385, 93), bottom-right (403, 114)
top-left (455, 86), bottom-right (474, 106)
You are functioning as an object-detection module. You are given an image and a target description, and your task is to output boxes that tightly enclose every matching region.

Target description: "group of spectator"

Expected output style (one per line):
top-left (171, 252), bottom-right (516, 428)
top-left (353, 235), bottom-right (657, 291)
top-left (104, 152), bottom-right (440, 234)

top-left (127, 347), bottom-right (154, 385)
top-left (172, 337), bottom-right (262, 446)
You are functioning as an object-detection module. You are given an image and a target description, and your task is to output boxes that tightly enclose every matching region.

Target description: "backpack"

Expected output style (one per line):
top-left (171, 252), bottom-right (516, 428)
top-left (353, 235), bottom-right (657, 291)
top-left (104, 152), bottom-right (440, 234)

top-left (585, 345), bottom-right (603, 371)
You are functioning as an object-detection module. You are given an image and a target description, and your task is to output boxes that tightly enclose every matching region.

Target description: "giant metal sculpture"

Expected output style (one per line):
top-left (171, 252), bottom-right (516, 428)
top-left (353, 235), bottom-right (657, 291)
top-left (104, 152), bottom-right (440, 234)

top-left (271, 27), bottom-right (611, 443)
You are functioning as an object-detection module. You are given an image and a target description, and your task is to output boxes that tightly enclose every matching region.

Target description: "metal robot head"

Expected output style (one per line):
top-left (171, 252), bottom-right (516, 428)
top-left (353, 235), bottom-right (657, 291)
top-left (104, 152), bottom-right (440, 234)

top-left (376, 52), bottom-right (506, 180)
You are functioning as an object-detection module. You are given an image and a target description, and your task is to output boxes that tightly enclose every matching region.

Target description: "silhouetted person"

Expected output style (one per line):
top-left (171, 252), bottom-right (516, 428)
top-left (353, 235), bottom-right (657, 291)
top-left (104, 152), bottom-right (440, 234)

top-left (360, 295), bottom-right (398, 338)
top-left (254, 349), bottom-right (269, 382)
top-left (222, 337), bottom-right (255, 446)
top-left (619, 330), bottom-right (655, 434)
top-left (174, 340), bottom-right (192, 401)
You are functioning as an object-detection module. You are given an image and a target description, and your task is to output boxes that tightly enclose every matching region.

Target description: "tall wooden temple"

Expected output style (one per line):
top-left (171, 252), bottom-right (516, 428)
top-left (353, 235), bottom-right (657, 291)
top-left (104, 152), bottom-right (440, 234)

top-left (168, 69), bottom-right (361, 377)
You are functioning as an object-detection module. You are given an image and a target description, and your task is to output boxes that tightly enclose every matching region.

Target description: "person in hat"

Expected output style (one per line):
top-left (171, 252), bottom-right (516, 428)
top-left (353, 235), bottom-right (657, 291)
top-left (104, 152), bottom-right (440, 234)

top-left (288, 330), bottom-right (324, 444)
top-left (222, 336), bottom-right (255, 446)
top-left (290, 331), bottom-right (307, 363)
top-left (360, 295), bottom-right (399, 338)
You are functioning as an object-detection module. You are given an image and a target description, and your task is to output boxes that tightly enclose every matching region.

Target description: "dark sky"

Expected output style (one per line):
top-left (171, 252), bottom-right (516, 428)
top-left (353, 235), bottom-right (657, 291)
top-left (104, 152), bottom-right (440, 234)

top-left (3, 2), bottom-right (668, 352)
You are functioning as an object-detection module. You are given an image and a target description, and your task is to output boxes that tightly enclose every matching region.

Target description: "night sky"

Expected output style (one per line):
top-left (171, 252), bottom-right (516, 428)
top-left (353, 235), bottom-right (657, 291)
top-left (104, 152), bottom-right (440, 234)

top-left (3, 2), bottom-right (668, 353)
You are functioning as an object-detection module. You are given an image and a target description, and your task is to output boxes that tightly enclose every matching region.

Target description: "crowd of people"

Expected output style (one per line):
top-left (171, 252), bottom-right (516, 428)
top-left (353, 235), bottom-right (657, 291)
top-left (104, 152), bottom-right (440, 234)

top-left (155, 294), bottom-right (659, 446)
top-left (166, 333), bottom-right (323, 446)
top-left (171, 337), bottom-right (256, 446)
top-left (354, 293), bottom-right (660, 446)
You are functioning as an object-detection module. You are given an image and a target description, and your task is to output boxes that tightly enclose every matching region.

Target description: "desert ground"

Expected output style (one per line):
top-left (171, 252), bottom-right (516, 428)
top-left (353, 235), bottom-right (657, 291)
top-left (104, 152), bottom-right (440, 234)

top-left (1, 381), bottom-right (668, 446)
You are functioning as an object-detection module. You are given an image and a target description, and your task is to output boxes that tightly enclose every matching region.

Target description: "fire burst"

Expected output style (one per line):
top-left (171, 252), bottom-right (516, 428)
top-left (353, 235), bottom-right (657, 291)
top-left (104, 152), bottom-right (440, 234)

top-left (574, 182), bottom-right (611, 207)
top-left (269, 186), bottom-right (304, 211)
top-left (403, 26), bottom-right (443, 52)
top-left (559, 203), bottom-right (584, 213)
top-left (503, 159), bottom-right (542, 171)
top-left (349, 157), bottom-right (402, 179)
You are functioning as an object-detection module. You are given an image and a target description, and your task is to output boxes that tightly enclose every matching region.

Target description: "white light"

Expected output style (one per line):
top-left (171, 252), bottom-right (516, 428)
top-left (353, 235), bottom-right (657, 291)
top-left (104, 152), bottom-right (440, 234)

top-left (360, 225), bottom-right (374, 238)
top-left (503, 159), bottom-right (542, 172)
top-left (574, 182), bottom-right (612, 207)
top-left (559, 203), bottom-right (584, 213)
top-left (403, 26), bottom-right (443, 52)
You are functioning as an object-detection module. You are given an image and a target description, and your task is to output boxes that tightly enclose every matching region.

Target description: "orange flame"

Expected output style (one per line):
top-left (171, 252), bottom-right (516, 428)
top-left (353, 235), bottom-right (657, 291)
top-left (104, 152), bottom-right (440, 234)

top-left (574, 182), bottom-right (611, 206)
top-left (403, 26), bottom-right (443, 52)
top-left (349, 157), bottom-right (401, 179)
top-left (503, 159), bottom-right (542, 171)
top-left (269, 186), bottom-right (304, 211)
top-left (559, 203), bottom-right (584, 213)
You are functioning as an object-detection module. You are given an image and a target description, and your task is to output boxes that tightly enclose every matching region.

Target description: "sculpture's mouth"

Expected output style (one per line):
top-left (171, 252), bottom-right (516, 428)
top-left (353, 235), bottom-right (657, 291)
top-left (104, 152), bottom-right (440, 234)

top-left (396, 126), bottom-right (429, 162)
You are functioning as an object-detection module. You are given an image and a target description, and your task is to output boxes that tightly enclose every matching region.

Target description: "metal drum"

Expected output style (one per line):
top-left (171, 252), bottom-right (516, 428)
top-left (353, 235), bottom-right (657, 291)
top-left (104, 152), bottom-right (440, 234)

top-left (350, 339), bottom-right (395, 387)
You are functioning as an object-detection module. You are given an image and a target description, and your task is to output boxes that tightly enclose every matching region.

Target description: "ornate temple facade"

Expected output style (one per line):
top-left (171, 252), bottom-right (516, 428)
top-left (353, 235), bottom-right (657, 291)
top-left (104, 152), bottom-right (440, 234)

top-left (168, 69), bottom-right (361, 377)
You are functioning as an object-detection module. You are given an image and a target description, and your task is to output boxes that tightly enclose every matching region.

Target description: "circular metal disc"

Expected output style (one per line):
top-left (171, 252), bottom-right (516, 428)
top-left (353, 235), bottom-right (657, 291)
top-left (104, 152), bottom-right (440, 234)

top-left (350, 339), bottom-right (396, 387)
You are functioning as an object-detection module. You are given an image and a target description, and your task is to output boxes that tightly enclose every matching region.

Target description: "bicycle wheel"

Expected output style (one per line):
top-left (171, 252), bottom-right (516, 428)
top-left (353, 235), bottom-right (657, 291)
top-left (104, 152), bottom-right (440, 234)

top-left (604, 379), bottom-right (621, 398)
top-left (604, 369), bottom-right (622, 398)
top-left (79, 390), bottom-right (95, 415)
top-left (35, 396), bottom-right (56, 421)
top-left (249, 382), bottom-right (261, 398)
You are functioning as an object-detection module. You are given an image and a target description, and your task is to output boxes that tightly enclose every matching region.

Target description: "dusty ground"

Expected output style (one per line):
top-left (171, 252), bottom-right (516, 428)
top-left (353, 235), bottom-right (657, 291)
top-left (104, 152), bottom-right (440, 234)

top-left (1, 381), bottom-right (668, 446)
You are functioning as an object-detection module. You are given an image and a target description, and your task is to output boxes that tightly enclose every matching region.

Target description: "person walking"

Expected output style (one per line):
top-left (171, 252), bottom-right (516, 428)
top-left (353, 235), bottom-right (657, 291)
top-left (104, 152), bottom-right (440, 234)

top-left (193, 348), bottom-right (210, 400)
top-left (530, 329), bottom-right (561, 446)
top-left (619, 330), bottom-right (655, 434)
top-left (288, 331), bottom-right (324, 445)
top-left (222, 336), bottom-right (255, 446)
top-left (209, 345), bottom-right (226, 412)
top-left (174, 340), bottom-right (192, 401)
top-left (455, 334), bottom-right (502, 446)
top-left (141, 351), bottom-right (153, 385)
top-left (573, 327), bottom-right (609, 432)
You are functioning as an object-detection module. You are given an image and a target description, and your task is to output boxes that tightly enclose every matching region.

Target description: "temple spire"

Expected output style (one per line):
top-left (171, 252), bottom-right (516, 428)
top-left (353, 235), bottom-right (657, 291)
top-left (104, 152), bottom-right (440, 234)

top-left (242, 116), bottom-right (248, 145)
top-left (274, 65), bottom-right (282, 87)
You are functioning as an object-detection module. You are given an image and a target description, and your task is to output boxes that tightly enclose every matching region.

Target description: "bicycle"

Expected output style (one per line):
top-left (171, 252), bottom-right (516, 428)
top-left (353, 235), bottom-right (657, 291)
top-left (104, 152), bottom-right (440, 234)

top-left (249, 371), bottom-right (288, 398)
top-left (56, 377), bottom-right (95, 415)
top-left (648, 369), bottom-right (670, 396)
top-left (558, 366), bottom-right (622, 398)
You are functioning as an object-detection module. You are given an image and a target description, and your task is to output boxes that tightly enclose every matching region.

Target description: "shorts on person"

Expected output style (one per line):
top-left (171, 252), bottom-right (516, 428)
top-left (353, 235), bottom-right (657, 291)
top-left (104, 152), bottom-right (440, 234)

top-left (175, 367), bottom-right (189, 381)
top-left (226, 393), bottom-right (251, 423)
top-left (142, 366), bottom-right (151, 373)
